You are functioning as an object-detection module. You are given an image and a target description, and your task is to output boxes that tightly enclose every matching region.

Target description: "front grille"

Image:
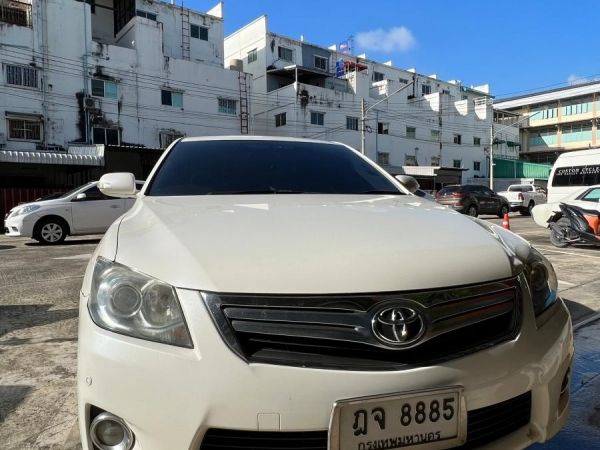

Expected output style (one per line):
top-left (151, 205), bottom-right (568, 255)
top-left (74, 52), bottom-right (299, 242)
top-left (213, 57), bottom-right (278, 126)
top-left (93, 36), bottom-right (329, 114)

top-left (199, 391), bottom-right (531, 450)
top-left (203, 278), bottom-right (522, 370)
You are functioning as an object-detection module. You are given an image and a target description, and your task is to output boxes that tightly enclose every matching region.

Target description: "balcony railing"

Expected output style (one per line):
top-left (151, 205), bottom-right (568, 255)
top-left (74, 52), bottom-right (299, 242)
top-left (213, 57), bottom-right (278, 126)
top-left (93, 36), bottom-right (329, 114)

top-left (0, 0), bottom-right (31, 27)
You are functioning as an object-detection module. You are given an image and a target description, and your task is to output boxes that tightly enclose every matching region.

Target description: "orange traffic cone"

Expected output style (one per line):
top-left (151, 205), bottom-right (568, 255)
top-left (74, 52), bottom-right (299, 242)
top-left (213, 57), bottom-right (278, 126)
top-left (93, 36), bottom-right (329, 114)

top-left (502, 213), bottom-right (510, 230)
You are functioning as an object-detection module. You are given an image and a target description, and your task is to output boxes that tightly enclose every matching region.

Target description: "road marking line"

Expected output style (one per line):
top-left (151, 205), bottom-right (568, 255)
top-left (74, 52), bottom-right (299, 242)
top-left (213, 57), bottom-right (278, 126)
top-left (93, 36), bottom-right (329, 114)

top-left (535, 246), bottom-right (600, 259)
top-left (52, 253), bottom-right (92, 260)
top-left (558, 280), bottom-right (576, 286)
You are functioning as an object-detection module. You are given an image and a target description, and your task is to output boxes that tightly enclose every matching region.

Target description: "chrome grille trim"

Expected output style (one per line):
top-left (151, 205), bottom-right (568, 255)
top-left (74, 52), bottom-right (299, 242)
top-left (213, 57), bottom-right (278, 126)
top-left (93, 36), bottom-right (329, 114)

top-left (203, 277), bottom-right (522, 370)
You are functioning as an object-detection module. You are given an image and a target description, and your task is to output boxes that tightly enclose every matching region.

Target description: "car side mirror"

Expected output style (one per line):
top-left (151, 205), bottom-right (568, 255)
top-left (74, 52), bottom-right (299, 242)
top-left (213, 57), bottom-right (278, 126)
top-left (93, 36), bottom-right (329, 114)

top-left (394, 175), bottom-right (420, 193)
top-left (74, 193), bottom-right (87, 201)
top-left (98, 173), bottom-right (137, 198)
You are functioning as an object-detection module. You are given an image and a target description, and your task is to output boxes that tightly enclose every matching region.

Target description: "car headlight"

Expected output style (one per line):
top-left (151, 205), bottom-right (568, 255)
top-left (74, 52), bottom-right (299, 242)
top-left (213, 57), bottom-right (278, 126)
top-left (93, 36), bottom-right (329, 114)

top-left (89, 257), bottom-right (193, 348)
top-left (472, 219), bottom-right (558, 319)
top-left (10, 204), bottom-right (40, 217)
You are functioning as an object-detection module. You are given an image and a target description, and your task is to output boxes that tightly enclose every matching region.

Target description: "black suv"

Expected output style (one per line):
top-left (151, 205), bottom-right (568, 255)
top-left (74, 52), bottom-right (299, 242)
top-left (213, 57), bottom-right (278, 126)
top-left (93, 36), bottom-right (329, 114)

top-left (435, 185), bottom-right (509, 218)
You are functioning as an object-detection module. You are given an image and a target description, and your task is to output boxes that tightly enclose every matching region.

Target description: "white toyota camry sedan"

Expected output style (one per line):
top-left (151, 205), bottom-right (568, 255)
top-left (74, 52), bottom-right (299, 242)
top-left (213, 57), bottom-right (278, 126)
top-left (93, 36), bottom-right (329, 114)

top-left (78, 137), bottom-right (573, 450)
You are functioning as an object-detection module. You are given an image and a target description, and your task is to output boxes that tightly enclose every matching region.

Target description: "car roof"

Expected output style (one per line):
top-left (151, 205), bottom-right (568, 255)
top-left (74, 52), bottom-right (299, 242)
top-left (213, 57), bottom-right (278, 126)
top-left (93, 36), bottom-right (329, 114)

top-left (179, 135), bottom-right (346, 146)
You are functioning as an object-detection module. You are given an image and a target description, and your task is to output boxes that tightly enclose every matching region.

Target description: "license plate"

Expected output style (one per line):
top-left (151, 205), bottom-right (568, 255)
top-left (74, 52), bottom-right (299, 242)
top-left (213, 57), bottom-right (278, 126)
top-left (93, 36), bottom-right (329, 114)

top-left (329, 387), bottom-right (466, 450)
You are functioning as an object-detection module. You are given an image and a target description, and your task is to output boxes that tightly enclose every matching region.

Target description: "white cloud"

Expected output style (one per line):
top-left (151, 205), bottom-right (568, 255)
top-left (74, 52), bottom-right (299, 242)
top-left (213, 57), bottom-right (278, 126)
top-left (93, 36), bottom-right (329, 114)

top-left (355, 27), bottom-right (416, 53)
top-left (567, 74), bottom-right (598, 85)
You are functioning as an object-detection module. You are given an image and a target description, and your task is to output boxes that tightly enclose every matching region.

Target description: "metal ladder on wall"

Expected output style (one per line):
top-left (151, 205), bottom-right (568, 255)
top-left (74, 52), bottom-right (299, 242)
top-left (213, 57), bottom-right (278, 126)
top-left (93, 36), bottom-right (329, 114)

top-left (239, 72), bottom-right (249, 134)
top-left (181, 6), bottom-right (190, 60)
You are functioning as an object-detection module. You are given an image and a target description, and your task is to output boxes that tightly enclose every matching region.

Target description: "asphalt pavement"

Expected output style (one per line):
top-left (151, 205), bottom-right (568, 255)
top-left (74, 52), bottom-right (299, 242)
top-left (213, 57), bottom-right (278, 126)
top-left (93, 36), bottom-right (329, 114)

top-left (0, 214), bottom-right (599, 449)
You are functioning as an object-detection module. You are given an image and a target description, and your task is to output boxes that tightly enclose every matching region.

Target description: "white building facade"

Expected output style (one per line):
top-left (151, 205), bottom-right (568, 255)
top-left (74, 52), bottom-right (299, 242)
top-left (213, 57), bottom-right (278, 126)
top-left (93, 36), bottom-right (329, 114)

top-left (225, 16), bottom-right (493, 186)
top-left (0, 0), bottom-right (248, 152)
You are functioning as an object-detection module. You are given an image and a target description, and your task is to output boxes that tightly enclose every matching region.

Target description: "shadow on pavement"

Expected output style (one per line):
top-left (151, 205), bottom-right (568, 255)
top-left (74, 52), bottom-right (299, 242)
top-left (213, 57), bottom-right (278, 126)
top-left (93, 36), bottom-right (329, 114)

top-left (0, 305), bottom-right (78, 339)
top-left (25, 239), bottom-right (101, 247)
top-left (0, 385), bottom-right (32, 423)
top-left (0, 245), bottom-right (16, 250)
top-left (562, 298), bottom-right (597, 323)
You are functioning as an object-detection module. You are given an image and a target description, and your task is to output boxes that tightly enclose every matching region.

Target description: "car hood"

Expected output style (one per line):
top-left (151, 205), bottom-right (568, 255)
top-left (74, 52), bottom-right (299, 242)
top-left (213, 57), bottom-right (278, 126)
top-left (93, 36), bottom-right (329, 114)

top-left (114, 195), bottom-right (514, 294)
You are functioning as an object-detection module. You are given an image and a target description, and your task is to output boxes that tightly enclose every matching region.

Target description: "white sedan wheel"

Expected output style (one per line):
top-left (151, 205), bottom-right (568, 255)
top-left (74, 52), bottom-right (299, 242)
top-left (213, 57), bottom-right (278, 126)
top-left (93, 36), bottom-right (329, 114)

top-left (40, 222), bottom-right (64, 243)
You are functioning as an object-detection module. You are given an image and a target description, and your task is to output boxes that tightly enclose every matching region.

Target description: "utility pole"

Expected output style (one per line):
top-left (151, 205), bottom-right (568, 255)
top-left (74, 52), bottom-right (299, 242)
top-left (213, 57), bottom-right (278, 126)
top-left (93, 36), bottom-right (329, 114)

top-left (360, 81), bottom-right (414, 156)
top-left (489, 124), bottom-right (494, 191)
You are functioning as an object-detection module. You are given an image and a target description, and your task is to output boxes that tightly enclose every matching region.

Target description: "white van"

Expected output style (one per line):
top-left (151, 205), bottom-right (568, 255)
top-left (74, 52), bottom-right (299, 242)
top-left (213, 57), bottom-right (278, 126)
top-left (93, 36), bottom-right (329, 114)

top-left (547, 148), bottom-right (600, 202)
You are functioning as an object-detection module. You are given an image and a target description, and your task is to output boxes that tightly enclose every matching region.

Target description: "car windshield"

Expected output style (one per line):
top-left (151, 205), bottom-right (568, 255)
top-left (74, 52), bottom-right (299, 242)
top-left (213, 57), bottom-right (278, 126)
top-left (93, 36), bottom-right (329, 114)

top-left (147, 140), bottom-right (404, 196)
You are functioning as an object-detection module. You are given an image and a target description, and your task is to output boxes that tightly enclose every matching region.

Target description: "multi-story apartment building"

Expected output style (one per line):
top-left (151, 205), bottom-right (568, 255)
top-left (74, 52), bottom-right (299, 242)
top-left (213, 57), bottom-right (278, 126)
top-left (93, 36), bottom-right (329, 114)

top-left (494, 81), bottom-right (600, 163)
top-left (225, 16), bottom-right (493, 187)
top-left (0, 0), bottom-right (248, 152)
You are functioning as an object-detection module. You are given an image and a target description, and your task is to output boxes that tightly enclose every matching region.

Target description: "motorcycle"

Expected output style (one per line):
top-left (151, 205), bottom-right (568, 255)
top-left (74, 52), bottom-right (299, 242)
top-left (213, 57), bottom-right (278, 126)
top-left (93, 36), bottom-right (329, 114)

top-left (547, 203), bottom-right (600, 248)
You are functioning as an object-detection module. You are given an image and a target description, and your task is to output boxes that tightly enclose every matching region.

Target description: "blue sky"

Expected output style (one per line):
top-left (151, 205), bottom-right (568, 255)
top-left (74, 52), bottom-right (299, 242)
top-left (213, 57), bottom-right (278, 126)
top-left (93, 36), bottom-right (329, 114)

top-left (188, 0), bottom-right (600, 99)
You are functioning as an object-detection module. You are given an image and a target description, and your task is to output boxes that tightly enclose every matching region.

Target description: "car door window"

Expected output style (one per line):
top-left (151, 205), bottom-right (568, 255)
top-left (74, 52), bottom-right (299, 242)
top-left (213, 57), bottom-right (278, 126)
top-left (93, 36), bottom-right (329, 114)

top-left (579, 188), bottom-right (600, 202)
top-left (81, 186), bottom-right (107, 201)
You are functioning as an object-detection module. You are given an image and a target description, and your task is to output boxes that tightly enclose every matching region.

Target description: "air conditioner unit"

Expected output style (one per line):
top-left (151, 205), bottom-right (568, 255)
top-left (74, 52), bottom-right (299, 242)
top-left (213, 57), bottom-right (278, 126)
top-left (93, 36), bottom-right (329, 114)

top-left (84, 96), bottom-right (99, 110)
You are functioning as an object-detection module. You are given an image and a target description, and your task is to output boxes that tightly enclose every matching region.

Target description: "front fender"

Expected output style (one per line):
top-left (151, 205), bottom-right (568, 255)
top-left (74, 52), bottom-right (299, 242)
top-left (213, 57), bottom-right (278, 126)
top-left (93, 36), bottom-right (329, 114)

top-left (531, 203), bottom-right (560, 228)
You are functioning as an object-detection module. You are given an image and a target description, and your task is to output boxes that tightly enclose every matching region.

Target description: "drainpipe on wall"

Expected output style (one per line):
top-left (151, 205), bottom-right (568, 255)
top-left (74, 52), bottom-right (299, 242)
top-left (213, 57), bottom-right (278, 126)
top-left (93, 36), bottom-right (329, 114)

top-left (82, 1), bottom-right (90, 144)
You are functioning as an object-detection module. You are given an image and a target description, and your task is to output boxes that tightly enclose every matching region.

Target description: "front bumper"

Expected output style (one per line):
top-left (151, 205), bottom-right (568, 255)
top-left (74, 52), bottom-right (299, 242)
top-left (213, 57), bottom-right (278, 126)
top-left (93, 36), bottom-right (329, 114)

top-left (4, 214), bottom-right (35, 237)
top-left (78, 289), bottom-right (573, 450)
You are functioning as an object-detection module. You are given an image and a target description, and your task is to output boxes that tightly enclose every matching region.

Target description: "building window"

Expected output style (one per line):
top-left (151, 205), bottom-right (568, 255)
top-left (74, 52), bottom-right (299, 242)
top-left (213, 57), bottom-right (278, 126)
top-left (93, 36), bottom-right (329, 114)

top-left (431, 129), bottom-right (440, 140)
top-left (247, 48), bottom-right (257, 64)
top-left (561, 123), bottom-right (593, 143)
top-left (310, 111), bottom-right (324, 126)
top-left (218, 98), bottom-right (237, 115)
top-left (532, 104), bottom-right (558, 120)
top-left (453, 134), bottom-right (462, 144)
top-left (278, 46), bottom-right (293, 62)
top-left (314, 55), bottom-right (328, 71)
top-left (161, 90), bottom-right (183, 107)
top-left (91, 79), bottom-right (118, 98)
top-left (473, 137), bottom-right (481, 146)
top-left (275, 112), bottom-right (286, 127)
top-left (7, 117), bottom-right (42, 141)
top-left (378, 122), bottom-right (389, 135)
top-left (159, 130), bottom-right (184, 148)
top-left (405, 154), bottom-right (417, 166)
top-left (6, 64), bottom-right (38, 88)
top-left (136, 10), bottom-right (157, 21)
top-left (406, 126), bottom-right (416, 139)
top-left (563, 99), bottom-right (591, 116)
top-left (373, 71), bottom-right (384, 82)
top-left (377, 152), bottom-right (389, 165)
top-left (431, 155), bottom-right (440, 166)
top-left (453, 159), bottom-right (462, 168)
top-left (346, 116), bottom-right (359, 131)
top-left (191, 24), bottom-right (208, 41)
top-left (92, 127), bottom-right (120, 145)
top-left (398, 78), bottom-right (409, 84)
top-left (529, 128), bottom-right (557, 147)
top-left (474, 161), bottom-right (481, 171)
top-left (422, 84), bottom-right (431, 95)
top-left (0, 1), bottom-right (31, 26)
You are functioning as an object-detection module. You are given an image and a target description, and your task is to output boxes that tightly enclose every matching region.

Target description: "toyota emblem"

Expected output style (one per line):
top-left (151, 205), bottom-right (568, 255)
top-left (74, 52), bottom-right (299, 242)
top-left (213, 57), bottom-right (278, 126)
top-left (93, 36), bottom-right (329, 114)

top-left (371, 305), bottom-right (426, 347)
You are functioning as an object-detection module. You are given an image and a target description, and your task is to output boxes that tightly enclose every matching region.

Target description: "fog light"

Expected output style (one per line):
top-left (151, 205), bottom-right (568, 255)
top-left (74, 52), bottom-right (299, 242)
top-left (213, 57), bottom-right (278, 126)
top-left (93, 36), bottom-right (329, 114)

top-left (90, 412), bottom-right (134, 450)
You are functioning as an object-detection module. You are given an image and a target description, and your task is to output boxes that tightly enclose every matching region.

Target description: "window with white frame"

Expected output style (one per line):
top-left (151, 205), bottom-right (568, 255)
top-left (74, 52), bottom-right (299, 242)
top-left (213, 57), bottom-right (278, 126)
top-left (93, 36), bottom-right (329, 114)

top-left (373, 71), bottom-right (384, 82)
top-left (247, 48), bottom-right (257, 64)
top-left (406, 126), bottom-right (416, 139)
top-left (377, 152), bottom-right (389, 165)
top-left (346, 116), bottom-right (359, 131)
top-left (314, 55), bottom-right (328, 71)
top-left (191, 24), bottom-right (208, 41)
top-left (6, 64), bottom-right (38, 88)
top-left (278, 46), bottom-right (293, 62)
top-left (159, 130), bottom-right (184, 148)
top-left (473, 161), bottom-right (481, 171)
top-left (92, 127), bottom-right (120, 145)
top-left (7, 116), bottom-right (42, 141)
top-left (422, 84), bottom-right (431, 95)
top-left (310, 111), bottom-right (324, 125)
top-left (218, 98), bottom-right (237, 115)
top-left (275, 112), bottom-right (286, 127)
top-left (91, 79), bottom-right (118, 98)
top-left (161, 89), bottom-right (183, 107)
top-left (431, 129), bottom-right (440, 140)
top-left (453, 134), bottom-right (462, 144)
top-left (377, 122), bottom-right (389, 135)
top-left (473, 137), bottom-right (481, 146)
top-left (453, 159), bottom-right (462, 168)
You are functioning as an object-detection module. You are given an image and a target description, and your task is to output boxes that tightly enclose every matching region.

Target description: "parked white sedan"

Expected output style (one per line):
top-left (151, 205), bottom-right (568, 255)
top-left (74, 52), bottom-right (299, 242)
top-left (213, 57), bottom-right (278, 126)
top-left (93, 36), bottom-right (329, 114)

top-left (4, 180), bottom-right (143, 244)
